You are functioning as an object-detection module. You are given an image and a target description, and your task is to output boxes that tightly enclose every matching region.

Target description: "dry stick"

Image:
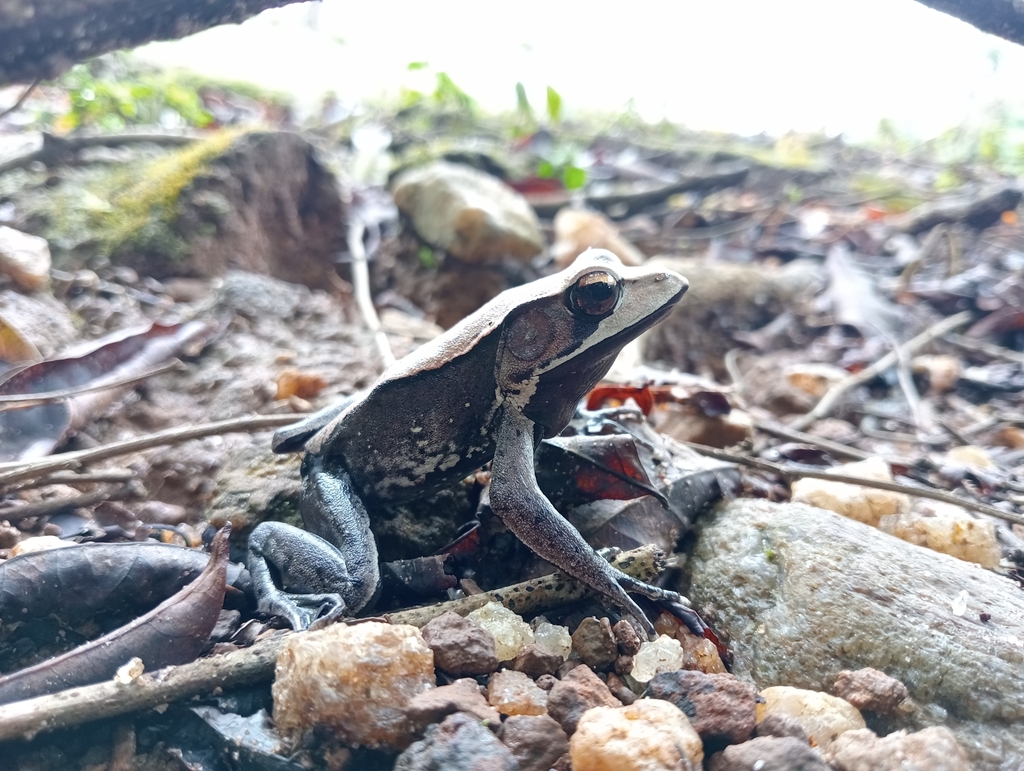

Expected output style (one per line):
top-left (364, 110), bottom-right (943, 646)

top-left (0, 361), bottom-right (182, 410)
top-left (944, 332), bottom-right (1024, 365)
top-left (685, 441), bottom-right (1024, 527)
top-left (0, 79), bottom-right (40, 121)
top-left (0, 545), bottom-right (663, 741)
top-left (753, 420), bottom-right (871, 461)
top-left (0, 414), bottom-right (304, 486)
top-left (16, 469), bottom-right (135, 489)
top-left (347, 219), bottom-right (395, 369)
top-left (788, 311), bottom-right (973, 432)
top-left (0, 486), bottom-right (124, 522)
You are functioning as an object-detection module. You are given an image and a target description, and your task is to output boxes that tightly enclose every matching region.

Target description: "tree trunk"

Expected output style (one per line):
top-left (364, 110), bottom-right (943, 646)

top-left (914, 0), bottom-right (1024, 47)
top-left (0, 0), bottom-right (304, 86)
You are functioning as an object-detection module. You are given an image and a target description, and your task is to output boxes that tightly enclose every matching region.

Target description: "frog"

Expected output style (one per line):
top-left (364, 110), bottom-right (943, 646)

top-left (249, 248), bottom-right (689, 636)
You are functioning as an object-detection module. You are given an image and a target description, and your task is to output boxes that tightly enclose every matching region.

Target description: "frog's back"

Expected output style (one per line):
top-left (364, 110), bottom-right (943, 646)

top-left (321, 332), bottom-right (502, 503)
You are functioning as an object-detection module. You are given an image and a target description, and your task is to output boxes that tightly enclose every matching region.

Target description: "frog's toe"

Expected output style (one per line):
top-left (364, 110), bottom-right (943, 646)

top-left (261, 590), bottom-right (346, 630)
top-left (616, 572), bottom-right (691, 608)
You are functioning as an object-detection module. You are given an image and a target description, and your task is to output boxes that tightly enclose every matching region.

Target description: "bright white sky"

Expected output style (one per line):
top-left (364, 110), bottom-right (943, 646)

top-left (138, 0), bottom-right (1024, 140)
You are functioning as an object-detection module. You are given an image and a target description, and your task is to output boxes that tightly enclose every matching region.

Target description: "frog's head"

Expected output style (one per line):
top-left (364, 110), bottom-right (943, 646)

top-left (497, 248), bottom-right (688, 435)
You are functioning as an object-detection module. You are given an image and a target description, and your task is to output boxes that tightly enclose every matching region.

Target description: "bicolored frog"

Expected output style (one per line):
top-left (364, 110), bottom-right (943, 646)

top-left (249, 248), bottom-right (689, 636)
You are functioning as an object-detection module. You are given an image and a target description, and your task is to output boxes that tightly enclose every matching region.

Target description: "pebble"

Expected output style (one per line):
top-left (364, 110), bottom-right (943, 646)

top-left (272, 621), bottom-right (434, 750)
top-left (10, 536), bottom-right (75, 555)
top-left (943, 444), bottom-right (995, 470)
top-left (570, 699), bottom-right (704, 771)
top-left (645, 670), bottom-right (758, 745)
top-left (824, 727), bottom-right (973, 771)
top-left (757, 686), bottom-right (865, 751)
top-left (612, 619), bottom-right (643, 656)
top-left (487, 669), bottom-right (548, 716)
top-left (420, 611), bottom-right (498, 676)
top-left (630, 635), bottom-right (685, 683)
top-left (391, 161), bottom-right (543, 264)
top-left (0, 225), bottom-right (50, 290)
top-left (572, 616), bottom-right (618, 671)
top-left (832, 668), bottom-right (909, 714)
top-left (533, 620), bottom-right (572, 659)
top-left (911, 354), bottom-right (961, 393)
top-left (878, 500), bottom-right (1000, 568)
top-left (708, 736), bottom-right (830, 771)
top-left (754, 713), bottom-right (810, 742)
top-left (500, 714), bottom-right (570, 771)
top-left (547, 663), bottom-right (621, 734)
top-left (791, 457), bottom-right (909, 526)
top-left (404, 678), bottom-right (501, 732)
top-left (605, 672), bottom-right (638, 705)
top-left (467, 601), bottom-right (534, 662)
top-left (395, 712), bottom-right (518, 771)
top-left (784, 362), bottom-right (848, 399)
top-left (551, 207), bottom-right (646, 268)
top-left (513, 642), bottom-right (564, 678)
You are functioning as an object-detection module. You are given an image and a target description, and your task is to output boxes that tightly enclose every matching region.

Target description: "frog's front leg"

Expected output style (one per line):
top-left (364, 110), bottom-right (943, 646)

top-left (248, 454), bottom-right (380, 629)
top-left (490, 408), bottom-right (688, 639)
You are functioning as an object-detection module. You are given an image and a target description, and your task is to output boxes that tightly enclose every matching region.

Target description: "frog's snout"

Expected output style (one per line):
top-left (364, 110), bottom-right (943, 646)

top-left (654, 269), bottom-right (689, 304)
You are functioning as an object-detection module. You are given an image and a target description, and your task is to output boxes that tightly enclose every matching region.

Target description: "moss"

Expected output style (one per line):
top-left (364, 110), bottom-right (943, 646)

top-left (37, 128), bottom-right (246, 265)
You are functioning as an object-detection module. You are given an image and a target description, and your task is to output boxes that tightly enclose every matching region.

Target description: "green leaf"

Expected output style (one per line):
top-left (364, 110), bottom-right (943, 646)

top-left (546, 86), bottom-right (562, 123)
top-left (515, 82), bottom-right (532, 119)
top-left (407, 61), bottom-right (429, 71)
top-left (563, 165), bottom-right (586, 190)
top-left (418, 245), bottom-right (437, 268)
top-left (537, 160), bottom-right (555, 179)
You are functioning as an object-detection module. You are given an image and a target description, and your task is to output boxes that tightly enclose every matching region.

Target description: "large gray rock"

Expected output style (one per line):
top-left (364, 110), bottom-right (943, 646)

top-left (688, 499), bottom-right (1023, 771)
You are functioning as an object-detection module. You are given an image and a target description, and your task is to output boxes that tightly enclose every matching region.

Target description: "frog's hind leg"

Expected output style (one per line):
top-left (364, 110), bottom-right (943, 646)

top-left (247, 456), bottom-right (380, 630)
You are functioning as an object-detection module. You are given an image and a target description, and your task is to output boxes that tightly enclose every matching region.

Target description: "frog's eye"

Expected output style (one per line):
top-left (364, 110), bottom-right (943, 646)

top-left (568, 270), bottom-right (621, 318)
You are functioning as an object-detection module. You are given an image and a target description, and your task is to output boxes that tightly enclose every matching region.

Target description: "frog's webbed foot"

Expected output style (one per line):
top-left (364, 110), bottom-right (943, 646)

top-left (247, 457), bottom-right (379, 630)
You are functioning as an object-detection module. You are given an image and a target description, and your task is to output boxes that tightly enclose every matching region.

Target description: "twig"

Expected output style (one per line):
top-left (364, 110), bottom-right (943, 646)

top-left (347, 219), bottom-right (395, 369)
top-left (684, 441), bottom-right (1024, 527)
top-left (753, 420), bottom-right (870, 461)
top-left (0, 132), bottom-right (197, 177)
top-left (944, 332), bottom-right (1024, 365)
top-left (788, 311), bottom-right (973, 432)
top-left (0, 485), bottom-right (125, 522)
top-left (16, 469), bottom-right (135, 489)
top-left (0, 545), bottom-right (663, 741)
top-left (0, 361), bottom-right (182, 410)
top-left (0, 414), bottom-right (304, 486)
top-left (0, 79), bottom-right (40, 121)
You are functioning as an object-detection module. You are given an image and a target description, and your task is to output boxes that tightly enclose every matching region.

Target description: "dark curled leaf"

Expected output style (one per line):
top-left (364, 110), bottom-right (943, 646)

top-left (0, 526), bottom-right (231, 706)
top-left (537, 434), bottom-right (664, 507)
top-left (0, 319), bottom-right (218, 462)
top-left (0, 540), bottom-right (250, 628)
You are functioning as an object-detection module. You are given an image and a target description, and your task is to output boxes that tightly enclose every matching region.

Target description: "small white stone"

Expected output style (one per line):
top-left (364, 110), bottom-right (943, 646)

top-left (951, 590), bottom-right (969, 617)
top-left (10, 536), bottom-right (75, 556)
top-left (0, 226), bottom-right (50, 291)
top-left (533, 621), bottom-right (572, 660)
top-left (467, 601), bottom-right (535, 662)
top-left (757, 685), bottom-right (865, 751)
top-left (630, 635), bottom-right (685, 683)
top-left (791, 456), bottom-right (909, 526)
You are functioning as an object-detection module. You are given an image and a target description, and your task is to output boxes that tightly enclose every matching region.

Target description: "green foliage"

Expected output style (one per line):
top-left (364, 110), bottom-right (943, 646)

top-left (46, 62), bottom-right (214, 132)
top-left (400, 64), bottom-right (476, 115)
top-left (536, 141), bottom-right (587, 190)
top-left (417, 245), bottom-right (437, 269)
top-left (546, 86), bottom-right (562, 123)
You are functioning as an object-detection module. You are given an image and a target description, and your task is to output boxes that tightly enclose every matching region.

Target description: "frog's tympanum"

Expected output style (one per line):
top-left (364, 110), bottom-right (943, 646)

top-left (250, 249), bottom-right (688, 636)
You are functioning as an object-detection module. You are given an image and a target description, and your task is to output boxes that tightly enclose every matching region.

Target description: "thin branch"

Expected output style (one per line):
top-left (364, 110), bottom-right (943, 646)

top-left (0, 485), bottom-right (124, 522)
top-left (0, 414), bottom-right (304, 486)
top-left (17, 469), bottom-right (134, 489)
top-left (944, 332), bottom-right (1024, 365)
top-left (0, 545), bottom-right (663, 741)
top-left (753, 420), bottom-right (871, 461)
top-left (788, 311), bottom-right (973, 431)
top-left (0, 79), bottom-right (40, 121)
top-left (0, 361), bottom-right (182, 410)
top-left (347, 219), bottom-right (395, 368)
top-left (685, 441), bottom-right (1024, 527)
